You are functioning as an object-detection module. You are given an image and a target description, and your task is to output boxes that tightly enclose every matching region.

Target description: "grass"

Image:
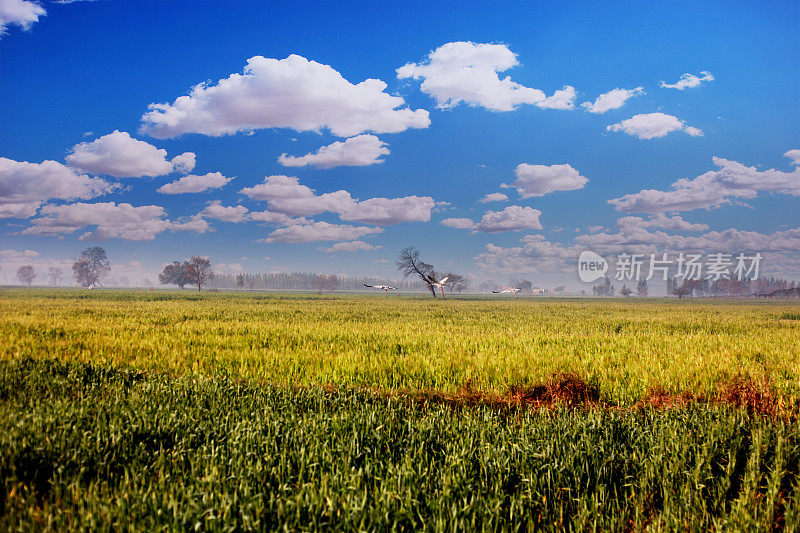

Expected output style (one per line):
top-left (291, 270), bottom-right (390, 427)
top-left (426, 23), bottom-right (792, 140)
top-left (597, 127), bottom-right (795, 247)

top-left (1, 358), bottom-right (798, 531)
top-left (1, 289), bottom-right (799, 529)
top-left (1, 288), bottom-right (799, 404)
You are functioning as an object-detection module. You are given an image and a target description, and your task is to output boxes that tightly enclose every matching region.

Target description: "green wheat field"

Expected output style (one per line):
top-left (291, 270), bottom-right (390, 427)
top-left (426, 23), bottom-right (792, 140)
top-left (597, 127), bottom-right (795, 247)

top-left (2, 289), bottom-right (800, 530)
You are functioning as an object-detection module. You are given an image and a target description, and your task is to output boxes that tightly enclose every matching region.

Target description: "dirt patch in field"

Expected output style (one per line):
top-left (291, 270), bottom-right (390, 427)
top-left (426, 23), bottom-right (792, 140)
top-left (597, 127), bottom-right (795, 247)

top-left (384, 373), bottom-right (605, 412)
top-left (717, 376), bottom-right (782, 416)
top-left (373, 373), bottom-right (793, 418)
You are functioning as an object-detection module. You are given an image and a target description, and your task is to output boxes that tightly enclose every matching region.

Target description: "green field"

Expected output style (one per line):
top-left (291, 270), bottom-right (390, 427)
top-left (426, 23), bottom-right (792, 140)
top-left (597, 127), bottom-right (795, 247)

top-left (1, 289), bottom-right (799, 529)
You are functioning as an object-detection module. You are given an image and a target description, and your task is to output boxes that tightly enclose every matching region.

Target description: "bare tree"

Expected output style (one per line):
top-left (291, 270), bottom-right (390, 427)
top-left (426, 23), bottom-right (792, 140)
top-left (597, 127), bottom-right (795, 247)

top-left (17, 265), bottom-right (36, 286)
top-left (620, 284), bottom-right (632, 297)
top-left (444, 273), bottom-right (470, 294)
top-left (73, 247), bottom-right (110, 288)
top-left (47, 266), bottom-right (63, 286)
top-left (397, 247), bottom-right (437, 297)
top-left (183, 256), bottom-right (214, 291)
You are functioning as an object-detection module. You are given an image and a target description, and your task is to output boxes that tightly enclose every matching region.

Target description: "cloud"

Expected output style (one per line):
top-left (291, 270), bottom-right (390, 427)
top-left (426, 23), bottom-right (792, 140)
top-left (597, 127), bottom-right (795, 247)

top-left (66, 131), bottom-right (196, 177)
top-left (536, 85), bottom-right (577, 110)
top-left (576, 225), bottom-right (800, 255)
top-left (474, 235), bottom-right (578, 274)
top-left (20, 201), bottom-right (211, 240)
top-left (616, 213), bottom-right (709, 232)
top-left (22, 202), bottom-right (171, 241)
top-left (441, 217), bottom-right (477, 229)
top-left (240, 174), bottom-right (434, 225)
top-left (785, 149), bottom-right (800, 166)
top-left (247, 210), bottom-right (307, 226)
top-left (320, 240), bottom-right (382, 253)
top-left (200, 200), bottom-right (248, 223)
top-left (607, 113), bottom-right (703, 139)
top-left (0, 157), bottom-right (115, 218)
top-left (502, 163), bottom-right (588, 197)
top-left (157, 171), bottom-right (233, 194)
top-left (339, 196), bottom-right (435, 225)
top-left (445, 206), bottom-right (543, 232)
top-left (659, 71), bottom-right (714, 90)
top-left (475, 205), bottom-right (543, 232)
top-left (214, 262), bottom-right (243, 274)
top-left (0, 0), bottom-right (45, 37)
top-left (480, 192), bottom-right (508, 203)
top-left (581, 87), bottom-right (644, 114)
top-left (609, 155), bottom-right (800, 212)
top-left (397, 41), bottom-right (575, 111)
top-left (140, 54), bottom-right (430, 139)
top-left (261, 221), bottom-right (383, 243)
top-left (278, 134), bottom-right (389, 168)
top-left (169, 214), bottom-right (211, 234)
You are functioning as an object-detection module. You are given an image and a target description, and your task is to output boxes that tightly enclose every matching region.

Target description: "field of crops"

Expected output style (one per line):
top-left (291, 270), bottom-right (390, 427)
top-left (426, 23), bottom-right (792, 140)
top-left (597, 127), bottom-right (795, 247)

top-left (1, 289), bottom-right (799, 529)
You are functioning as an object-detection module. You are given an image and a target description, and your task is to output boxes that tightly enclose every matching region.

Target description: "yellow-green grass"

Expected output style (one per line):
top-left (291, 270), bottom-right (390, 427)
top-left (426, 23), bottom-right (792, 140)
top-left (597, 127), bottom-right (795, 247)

top-left (1, 288), bottom-right (799, 405)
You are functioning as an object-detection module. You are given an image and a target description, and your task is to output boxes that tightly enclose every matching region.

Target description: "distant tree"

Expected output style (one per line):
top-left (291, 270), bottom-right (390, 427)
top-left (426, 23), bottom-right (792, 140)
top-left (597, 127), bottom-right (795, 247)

top-left (73, 247), bottom-right (110, 288)
top-left (47, 266), bottom-right (63, 286)
top-left (620, 284), bottom-right (632, 297)
top-left (325, 274), bottom-right (339, 292)
top-left (313, 274), bottom-right (339, 293)
top-left (397, 247), bottom-right (437, 297)
top-left (235, 273), bottom-right (245, 289)
top-left (17, 265), bottom-right (36, 286)
top-left (604, 277), bottom-right (615, 296)
top-left (636, 278), bottom-right (648, 297)
top-left (594, 276), bottom-right (615, 296)
top-left (183, 256), bottom-right (214, 291)
top-left (669, 277), bottom-right (702, 299)
top-left (667, 277), bottom-right (678, 296)
top-left (553, 285), bottom-right (565, 294)
top-left (443, 273), bottom-right (469, 294)
top-left (518, 279), bottom-right (533, 293)
top-left (159, 261), bottom-right (191, 289)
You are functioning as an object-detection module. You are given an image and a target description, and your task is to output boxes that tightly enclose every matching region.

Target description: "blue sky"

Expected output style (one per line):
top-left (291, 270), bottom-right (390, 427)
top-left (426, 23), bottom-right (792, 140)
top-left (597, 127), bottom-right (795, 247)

top-left (1, 0), bottom-right (798, 288)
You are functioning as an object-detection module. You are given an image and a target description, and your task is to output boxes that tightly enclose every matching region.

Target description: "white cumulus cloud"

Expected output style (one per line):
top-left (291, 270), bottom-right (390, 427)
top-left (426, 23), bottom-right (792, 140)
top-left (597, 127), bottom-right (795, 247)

top-left (200, 200), bottom-right (249, 223)
top-left (480, 192), bottom-right (508, 203)
top-left (140, 54), bottom-right (430, 139)
top-left (607, 113), bottom-right (702, 140)
top-left (397, 41), bottom-right (575, 111)
top-left (581, 87), bottom-right (644, 114)
top-left (278, 134), bottom-right (389, 168)
top-left (475, 235), bottom-right (578, 274)
top-left (240, 175), bottom-right (434, 225)
top-left (609, 154), bottom-right (800, 213)
top-left (441, 217), bottom-right (477, 229)
top-left (66, 131), bottom-right (196, 177)
top-left (475, 205), bottom-right (543, 232)
top-left (444, 206), bottom-right (543, 232)
top-left (0, 0), bottom-right (45, 37)
top-left (21, 201), bottom-right (210, 240)
top-left (616, 214), bottom-right (709, 232)
top-left (158, 172), bottom-right (233, 194)
top-left (320, 240), bottom-right (382, 253)
top-left (261, 221), bottom-right (383, 244)
top-left (784, 149), bottom-right (800, 166)
top-left (659, 71), bottom-right (714, 90)
top-left (502, 163), bottom-right (588, 198)
top-left (22, 202), bottom-right (171, 241)
top-left (0, 157), bottom-right (115, 218)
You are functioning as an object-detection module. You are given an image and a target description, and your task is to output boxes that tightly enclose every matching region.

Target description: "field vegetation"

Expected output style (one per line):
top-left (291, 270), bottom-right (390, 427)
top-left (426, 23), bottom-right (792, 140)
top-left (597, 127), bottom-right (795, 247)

top-left (1, 289), bottom-right (799, 403)
top-left (1, 289), bottom-right (799, 529)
